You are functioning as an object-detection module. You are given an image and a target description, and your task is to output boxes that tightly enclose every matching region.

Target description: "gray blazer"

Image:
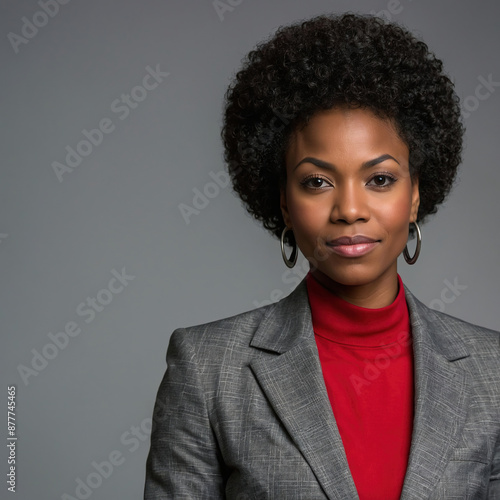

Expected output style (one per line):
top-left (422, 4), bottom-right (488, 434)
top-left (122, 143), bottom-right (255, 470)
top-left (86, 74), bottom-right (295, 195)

top-left (144, 277), bottom-right (500, 499)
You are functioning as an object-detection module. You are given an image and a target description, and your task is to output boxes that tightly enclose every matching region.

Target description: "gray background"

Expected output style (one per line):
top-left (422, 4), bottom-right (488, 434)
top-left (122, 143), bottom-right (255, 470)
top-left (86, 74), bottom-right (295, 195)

top-left (1, 0), bottom-right (499, 498)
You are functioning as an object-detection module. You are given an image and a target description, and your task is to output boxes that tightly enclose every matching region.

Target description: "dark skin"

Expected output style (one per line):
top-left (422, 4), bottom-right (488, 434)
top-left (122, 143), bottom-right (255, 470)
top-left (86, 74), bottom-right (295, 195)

top-left (280, 106), bottom-right (420, 309)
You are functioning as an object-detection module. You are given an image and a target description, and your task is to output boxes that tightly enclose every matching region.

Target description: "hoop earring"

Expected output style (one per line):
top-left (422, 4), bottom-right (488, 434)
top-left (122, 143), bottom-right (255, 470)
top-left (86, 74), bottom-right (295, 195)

top-left (403, 221), bottom-right (422, 265)
top-left (280, 226), bottom-right (298, 268)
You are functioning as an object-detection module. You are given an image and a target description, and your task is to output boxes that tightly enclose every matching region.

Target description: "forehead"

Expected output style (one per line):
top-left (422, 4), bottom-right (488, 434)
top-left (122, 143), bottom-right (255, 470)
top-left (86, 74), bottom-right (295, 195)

top-left (286, 107), bottom-right (408, 163)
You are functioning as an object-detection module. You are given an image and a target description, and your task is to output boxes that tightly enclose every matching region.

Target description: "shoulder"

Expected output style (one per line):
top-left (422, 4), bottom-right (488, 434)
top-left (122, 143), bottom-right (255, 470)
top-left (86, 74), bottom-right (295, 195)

top-left (172, 301), bottom-right (274, 344)
top-left (437, 309), bottom-right (499, 370)
top-left (168, 278), bottom-right (310, 353)
top-left (161, 300), bottom-right (290, 400)
top-left (427, 299), bottom-right (498, 336)
top-left (165, 299), bottom-right (279, 365)
top-left (405, 285), bottom-right (500, 371)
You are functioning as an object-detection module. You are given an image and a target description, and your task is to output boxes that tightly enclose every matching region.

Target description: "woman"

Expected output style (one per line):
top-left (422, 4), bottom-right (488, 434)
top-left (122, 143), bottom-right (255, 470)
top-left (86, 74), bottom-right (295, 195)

top-left (144, 13), bottom-right (500, 499)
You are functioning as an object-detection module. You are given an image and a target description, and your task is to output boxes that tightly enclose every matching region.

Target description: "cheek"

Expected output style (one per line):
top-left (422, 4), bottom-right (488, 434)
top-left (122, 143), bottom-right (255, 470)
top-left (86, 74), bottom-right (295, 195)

top-left (287, 193), bottom-right (330, 236)
top-left (286, 199), bottom-right (324, 255)
top-left (375, 193), bottom-right (412, 236)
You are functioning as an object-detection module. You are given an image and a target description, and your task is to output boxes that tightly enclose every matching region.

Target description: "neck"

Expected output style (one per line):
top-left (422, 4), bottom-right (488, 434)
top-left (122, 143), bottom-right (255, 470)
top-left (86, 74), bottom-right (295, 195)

top-left (309, 264), bottom-right (399, 309)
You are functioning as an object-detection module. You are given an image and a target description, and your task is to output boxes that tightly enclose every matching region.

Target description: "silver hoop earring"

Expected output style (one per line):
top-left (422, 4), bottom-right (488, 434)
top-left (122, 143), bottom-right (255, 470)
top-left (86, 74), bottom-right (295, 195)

top-left (280, 226), bottom-right (298, 268)
top-left (403, 221), bottom-right (422, 265)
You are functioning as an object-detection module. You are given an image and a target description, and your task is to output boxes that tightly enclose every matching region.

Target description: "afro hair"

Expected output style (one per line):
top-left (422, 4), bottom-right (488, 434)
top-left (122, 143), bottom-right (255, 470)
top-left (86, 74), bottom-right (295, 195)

top-left (221, 12), bottom-right (465, 245)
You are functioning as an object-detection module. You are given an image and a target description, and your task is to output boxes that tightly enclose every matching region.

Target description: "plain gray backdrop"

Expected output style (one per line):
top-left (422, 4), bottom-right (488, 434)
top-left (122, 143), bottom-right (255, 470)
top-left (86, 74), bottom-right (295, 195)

top-left (1, 0), bottom-right (499, 498)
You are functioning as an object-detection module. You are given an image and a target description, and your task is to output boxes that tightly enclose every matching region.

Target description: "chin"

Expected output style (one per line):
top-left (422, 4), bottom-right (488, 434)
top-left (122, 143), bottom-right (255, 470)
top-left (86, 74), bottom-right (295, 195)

top-left (314, 264), bottom-right (378, 287)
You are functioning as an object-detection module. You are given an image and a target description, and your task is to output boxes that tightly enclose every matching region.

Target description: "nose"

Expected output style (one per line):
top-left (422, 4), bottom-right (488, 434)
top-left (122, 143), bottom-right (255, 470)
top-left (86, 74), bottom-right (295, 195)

top-left (330, 181), bottom-right (370, 224)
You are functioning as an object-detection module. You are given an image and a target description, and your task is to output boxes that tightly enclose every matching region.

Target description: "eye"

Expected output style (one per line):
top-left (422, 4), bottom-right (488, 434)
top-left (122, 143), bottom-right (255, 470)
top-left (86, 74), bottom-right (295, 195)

top-left (301, 175), bottom-right (331, 190)
top-left (367, 174), bottom-right (397, 188)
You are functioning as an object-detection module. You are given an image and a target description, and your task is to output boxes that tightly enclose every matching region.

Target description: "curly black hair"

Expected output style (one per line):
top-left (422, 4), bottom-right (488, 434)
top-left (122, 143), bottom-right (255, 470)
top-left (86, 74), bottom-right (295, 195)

top-left (221, 12), bottom-right (464, 245)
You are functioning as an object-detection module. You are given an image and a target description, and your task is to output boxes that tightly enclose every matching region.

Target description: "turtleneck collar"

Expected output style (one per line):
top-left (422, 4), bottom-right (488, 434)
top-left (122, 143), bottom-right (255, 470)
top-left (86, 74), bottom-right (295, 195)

top-left (305, 271), bottom-right (410, 348)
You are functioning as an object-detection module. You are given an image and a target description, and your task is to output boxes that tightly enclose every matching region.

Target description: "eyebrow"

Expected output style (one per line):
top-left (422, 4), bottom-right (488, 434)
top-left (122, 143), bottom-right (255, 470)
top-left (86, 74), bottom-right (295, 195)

top-left (293, 154), bottom-right (400, 171)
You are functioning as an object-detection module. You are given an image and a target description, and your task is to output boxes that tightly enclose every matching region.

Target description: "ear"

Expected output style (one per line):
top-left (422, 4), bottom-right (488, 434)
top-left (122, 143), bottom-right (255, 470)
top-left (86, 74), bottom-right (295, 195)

top-left (409, 176), bottom-right (420, 223)
top-left (280, 185), bottom-right (292, 228)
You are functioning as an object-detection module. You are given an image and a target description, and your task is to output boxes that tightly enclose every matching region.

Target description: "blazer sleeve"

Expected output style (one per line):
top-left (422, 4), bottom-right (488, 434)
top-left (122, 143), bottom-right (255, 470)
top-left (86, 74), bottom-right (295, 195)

top-left (144, 328), bottom-right (226, 499)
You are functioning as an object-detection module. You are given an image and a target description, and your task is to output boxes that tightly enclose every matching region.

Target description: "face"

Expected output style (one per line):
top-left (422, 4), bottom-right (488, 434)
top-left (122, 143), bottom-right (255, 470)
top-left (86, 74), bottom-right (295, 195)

top-left (280, 106), bottom-right (420, 303)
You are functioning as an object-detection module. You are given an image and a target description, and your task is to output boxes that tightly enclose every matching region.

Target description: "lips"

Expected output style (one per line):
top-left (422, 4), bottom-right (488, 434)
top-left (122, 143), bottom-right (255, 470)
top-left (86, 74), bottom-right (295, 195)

top-left (326, 236), bottom-right (380, 257)
top-left (327, 235), bottom-right (379, 246)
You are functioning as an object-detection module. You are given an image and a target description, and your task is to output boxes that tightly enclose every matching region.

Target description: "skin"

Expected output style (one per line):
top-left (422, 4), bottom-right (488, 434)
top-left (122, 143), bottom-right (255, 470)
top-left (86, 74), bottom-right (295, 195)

top-left (280, 106), bottom-right (420, 309)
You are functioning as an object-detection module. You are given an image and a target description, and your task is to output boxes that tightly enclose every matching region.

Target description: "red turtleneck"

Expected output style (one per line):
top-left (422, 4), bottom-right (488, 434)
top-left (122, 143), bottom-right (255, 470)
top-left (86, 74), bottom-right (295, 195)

top-left (305, 271), bottom-right (414, 500)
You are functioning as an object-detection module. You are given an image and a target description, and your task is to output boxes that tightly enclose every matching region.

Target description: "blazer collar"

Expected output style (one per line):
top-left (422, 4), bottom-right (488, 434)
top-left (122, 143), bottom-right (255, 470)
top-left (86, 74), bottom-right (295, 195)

top-left (249, 276), bottom-right (471, 500)
top-left (249, 277), bottom-right (312, 353)
top-left (251, 276), bottom-right (469, 360)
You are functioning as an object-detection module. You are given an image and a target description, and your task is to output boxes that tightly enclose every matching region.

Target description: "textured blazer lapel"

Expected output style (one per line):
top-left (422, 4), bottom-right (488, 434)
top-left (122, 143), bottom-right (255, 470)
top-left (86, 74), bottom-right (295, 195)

top-left (248, 277), bottom-right (472, 499)
top-left (400, 285), bottom-right (471, 499)
top-left (249, 279), bottom-right (359, 500)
